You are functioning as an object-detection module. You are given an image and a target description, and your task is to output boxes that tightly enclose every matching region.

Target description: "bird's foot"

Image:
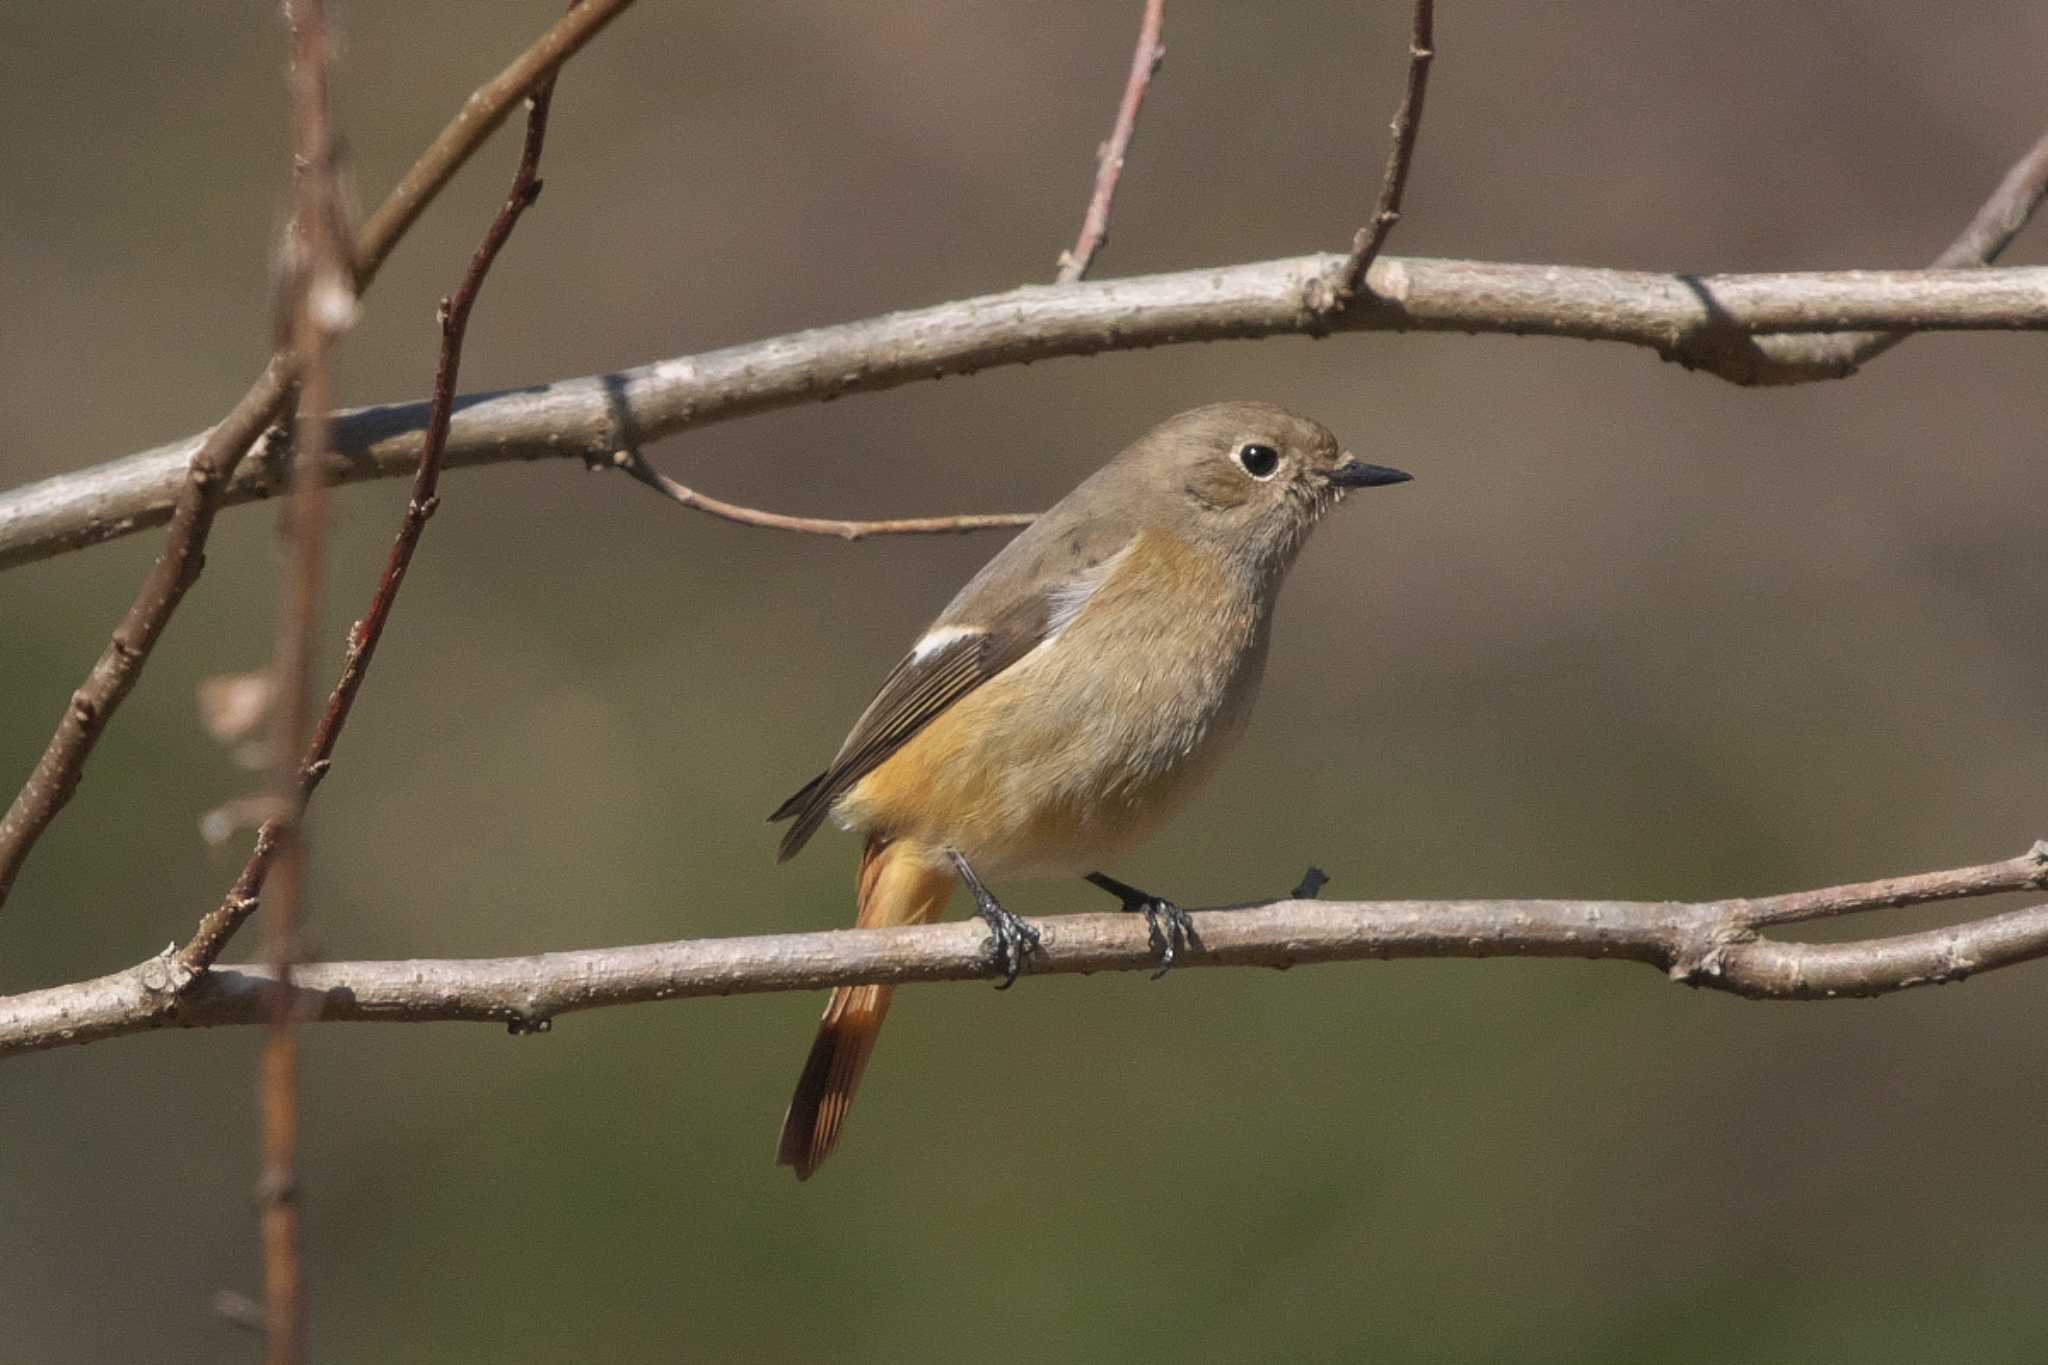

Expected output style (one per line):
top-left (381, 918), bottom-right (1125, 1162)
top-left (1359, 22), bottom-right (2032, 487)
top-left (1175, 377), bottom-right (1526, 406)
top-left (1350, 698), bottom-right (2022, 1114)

top-left (976, 898), bottom-right (1042, 990)
top-left (1086, 872), bottom-right (1196, 978)
top-left (951, 851), bottom-right (1040, 990)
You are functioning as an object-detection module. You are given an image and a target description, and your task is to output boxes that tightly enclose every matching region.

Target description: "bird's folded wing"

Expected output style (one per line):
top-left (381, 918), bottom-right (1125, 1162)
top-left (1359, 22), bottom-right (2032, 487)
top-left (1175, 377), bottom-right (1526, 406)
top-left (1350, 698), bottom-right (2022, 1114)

top-left (769, 541), bottom-right (1132, 861)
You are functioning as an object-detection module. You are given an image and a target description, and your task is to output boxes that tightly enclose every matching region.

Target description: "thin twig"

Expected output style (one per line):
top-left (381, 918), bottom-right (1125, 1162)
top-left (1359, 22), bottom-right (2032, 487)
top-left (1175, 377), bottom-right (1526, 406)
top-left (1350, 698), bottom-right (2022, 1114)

top-left (179, 56), bottom-right (565, 981)
top-left (264, 1), bottom-right (353, 1356)
top-left (4, 845), bottom-right (2043, 1058)
top-left (1055, 0), bottom-right (1166, 284)
top-left (1777, 123), bottom-right (2048, 374)
top-left (610, 447), bottom-right (1036, 541)
top-left (1739, 851), bottom-right (2048, 928)
top-left (0, 0), bottom-right (639, 920)
top-left (1323, 0), bottom-right (1434, 311)
top-left (351, 0), bottom-right (629, 292)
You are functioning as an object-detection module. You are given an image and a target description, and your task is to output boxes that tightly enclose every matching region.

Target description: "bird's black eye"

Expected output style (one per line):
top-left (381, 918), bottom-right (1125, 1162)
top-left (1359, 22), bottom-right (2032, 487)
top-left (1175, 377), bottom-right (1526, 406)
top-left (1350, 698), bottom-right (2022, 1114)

top-left (1236, 443), bottom-right (1280, 479)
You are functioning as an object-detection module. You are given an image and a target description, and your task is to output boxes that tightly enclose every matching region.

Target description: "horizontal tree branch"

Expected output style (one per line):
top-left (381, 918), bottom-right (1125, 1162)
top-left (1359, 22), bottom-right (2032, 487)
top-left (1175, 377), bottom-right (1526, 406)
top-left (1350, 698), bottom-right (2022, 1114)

top-left (3, 844), bottom-right (2040, 1059)
top-left (7, 255), bottom-right (2048, 571)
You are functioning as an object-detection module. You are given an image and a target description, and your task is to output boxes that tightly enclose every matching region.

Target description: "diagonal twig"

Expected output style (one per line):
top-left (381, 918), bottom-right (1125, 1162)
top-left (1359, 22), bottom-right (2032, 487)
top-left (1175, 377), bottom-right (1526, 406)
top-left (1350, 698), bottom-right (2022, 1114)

top-left (179, 51), bottom-right (566, 981)
top-left (1753, 123), bottom-right (2048, 376)
top-left (609, 447), bottom-right (1036, 541)
top-left (0, 0), bottom-right (640, 921)
top-left (3, 845), bottom-right (2043, 1058)
top-left (1320, 0), bottom-right (1434, 312)
top-left (1055, 0), bottom-right (1166, 284)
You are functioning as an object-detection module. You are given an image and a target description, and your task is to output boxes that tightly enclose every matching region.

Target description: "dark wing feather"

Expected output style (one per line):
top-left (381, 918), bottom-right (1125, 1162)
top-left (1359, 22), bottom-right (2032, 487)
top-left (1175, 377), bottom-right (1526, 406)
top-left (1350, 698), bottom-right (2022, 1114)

top-left (769, 589), bottom-right (1056, 861)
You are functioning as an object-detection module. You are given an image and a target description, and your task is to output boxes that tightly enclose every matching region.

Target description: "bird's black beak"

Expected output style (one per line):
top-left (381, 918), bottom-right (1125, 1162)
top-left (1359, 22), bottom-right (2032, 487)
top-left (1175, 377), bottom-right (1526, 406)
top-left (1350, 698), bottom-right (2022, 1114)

top-left (1326, 456), bottom-right (1413, 489)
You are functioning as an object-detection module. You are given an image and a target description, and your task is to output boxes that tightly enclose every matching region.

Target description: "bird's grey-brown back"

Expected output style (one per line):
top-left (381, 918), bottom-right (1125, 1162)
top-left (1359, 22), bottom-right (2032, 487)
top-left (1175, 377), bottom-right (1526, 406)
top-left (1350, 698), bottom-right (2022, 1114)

top-left (933, 401), bottom-right (1346, 631)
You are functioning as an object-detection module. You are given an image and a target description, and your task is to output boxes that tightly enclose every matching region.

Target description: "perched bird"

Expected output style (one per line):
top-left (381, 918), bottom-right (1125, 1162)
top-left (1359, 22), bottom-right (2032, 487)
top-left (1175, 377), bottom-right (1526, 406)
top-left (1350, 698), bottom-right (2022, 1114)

top-left (769, 400), bottom-right (1410, 1178)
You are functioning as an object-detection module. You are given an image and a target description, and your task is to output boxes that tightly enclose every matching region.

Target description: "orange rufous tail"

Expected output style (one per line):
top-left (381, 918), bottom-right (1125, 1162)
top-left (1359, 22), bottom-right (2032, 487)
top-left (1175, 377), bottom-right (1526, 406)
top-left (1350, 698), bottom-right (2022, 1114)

top-left (777, 835), bottom-right (956, 1180)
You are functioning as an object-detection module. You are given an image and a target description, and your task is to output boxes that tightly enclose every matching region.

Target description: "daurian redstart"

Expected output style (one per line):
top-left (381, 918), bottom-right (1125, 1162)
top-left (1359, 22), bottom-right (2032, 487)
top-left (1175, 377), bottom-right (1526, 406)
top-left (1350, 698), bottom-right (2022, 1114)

top-left (770, 401), bottom-right (1410, 1178)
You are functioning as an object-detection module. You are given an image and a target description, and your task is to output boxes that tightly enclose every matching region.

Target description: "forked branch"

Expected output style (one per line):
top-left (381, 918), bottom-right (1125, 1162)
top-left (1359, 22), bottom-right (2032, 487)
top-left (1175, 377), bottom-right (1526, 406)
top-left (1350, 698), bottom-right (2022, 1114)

top-left (1323, 0), bottom-right (1435, 310)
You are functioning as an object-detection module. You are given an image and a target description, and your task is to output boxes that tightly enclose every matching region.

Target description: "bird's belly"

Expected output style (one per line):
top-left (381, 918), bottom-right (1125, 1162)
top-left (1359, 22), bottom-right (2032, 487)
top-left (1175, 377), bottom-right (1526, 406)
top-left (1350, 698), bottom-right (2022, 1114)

top-left (839, 615), bottom-right (1267, 879)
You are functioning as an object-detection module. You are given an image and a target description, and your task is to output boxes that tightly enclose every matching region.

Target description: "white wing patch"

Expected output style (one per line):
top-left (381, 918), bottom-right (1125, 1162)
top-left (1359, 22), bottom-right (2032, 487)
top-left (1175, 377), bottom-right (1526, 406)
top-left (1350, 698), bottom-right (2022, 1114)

top-left (909, 624), bottom-right (983, 661)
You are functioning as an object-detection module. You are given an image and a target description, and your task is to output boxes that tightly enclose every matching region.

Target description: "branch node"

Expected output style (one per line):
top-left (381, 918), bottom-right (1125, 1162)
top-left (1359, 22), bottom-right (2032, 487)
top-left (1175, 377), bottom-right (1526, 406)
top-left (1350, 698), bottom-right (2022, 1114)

top-left (137, 945), bottom-right (197, 997)
top-left (1667, 921), bottom-right (1755, 987)
top-left (1325, 0), bottom-right (1435, 313)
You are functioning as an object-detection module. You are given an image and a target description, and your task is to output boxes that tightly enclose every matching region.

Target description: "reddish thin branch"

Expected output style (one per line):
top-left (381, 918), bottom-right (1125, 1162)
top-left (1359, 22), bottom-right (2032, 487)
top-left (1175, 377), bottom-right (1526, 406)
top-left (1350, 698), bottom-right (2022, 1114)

top-left (179, 53), bottom-right (564, 980)
top-left (263, 1), bottom-right (355, 1356)
top-left (3, 845), bottom-right (2043, 1059)
top-left (1055, 0), bottom-right (1165, 284)
top-left (1323, 0), bottom-right (1434, 311)
top-left (611, 447), bottom-right (1036, 541)
top-left (0, 0), bottom-right (639, 922)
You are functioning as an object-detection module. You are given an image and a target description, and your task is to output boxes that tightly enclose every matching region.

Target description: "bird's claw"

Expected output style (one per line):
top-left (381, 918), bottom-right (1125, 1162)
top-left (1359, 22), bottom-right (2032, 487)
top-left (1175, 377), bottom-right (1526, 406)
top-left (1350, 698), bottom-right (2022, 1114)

top-left (950, 850), bottom-right (1041, 990)
top-left (1086, 872), bottom-right (1195, 978)
top-left (1134, 896), bottom-right (1196, 979)
top-left (979, 904), bottom-right (1042, 990)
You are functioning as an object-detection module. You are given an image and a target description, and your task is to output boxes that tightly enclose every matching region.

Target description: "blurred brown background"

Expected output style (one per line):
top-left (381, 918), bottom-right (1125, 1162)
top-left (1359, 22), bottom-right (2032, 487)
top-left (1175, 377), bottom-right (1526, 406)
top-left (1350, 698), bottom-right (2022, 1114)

top-left (4, 2), bottom-right (2046, 1360)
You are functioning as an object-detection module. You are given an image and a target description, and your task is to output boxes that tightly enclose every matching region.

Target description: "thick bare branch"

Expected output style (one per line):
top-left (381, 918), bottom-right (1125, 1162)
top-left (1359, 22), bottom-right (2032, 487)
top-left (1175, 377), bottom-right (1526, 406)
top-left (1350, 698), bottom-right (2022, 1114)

top-left (3, 845), bottom-right (2041, 1059)
top-left (0, 0), bottom-right (640, 918)
top-left (1324, 0), bottom-right (1434, 310)
top-left (610, 447), bottom-right (1036, 540)
top-left (1055, 0), bottom-right (1166, 284)
top-left (7, 253), bottom-right (2048, 576)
